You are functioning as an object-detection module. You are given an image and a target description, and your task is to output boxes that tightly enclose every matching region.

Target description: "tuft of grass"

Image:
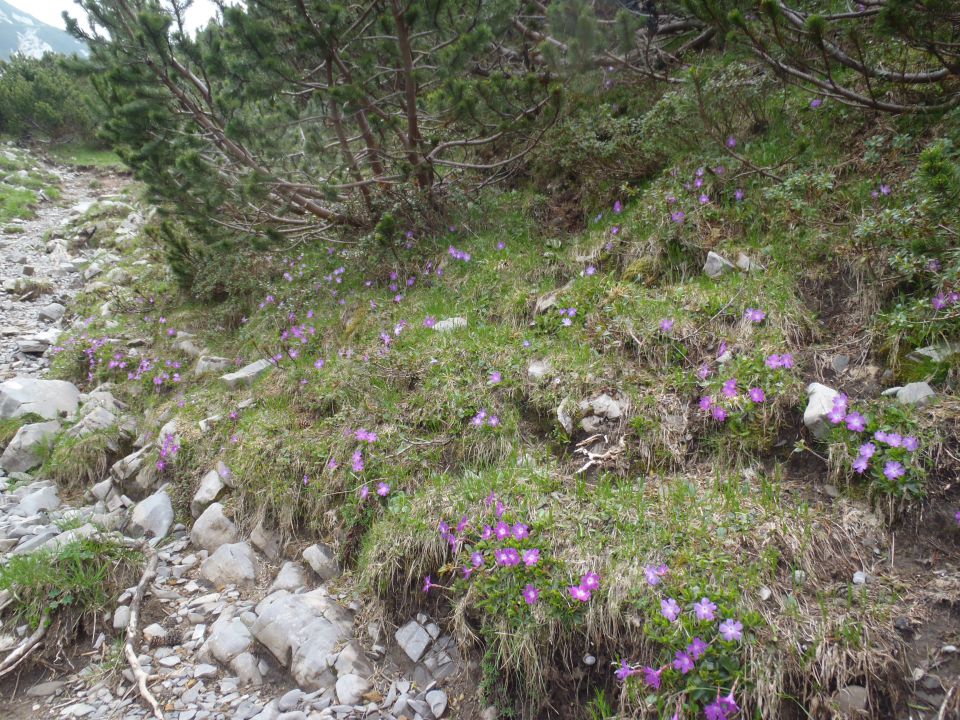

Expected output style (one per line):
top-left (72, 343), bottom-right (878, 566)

top-left (44, 429), bottom-right (123, 491)
top-left (0, 186), bottom-right (37, 224)
top-left (0, 537), bottom-right (140, 641)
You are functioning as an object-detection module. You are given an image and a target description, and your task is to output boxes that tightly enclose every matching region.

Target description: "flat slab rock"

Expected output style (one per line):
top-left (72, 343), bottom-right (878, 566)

top-left (0, 377), bottom-right (80, 420)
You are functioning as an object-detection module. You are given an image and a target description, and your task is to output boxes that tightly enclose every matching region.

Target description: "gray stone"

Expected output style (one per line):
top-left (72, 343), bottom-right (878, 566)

top-left (66, 406), bottom-right (117, 439)
top-left (395, 620), bottom-right (431, 663)
top-left (251, 590), bottom-right (351, 690)
top-left (191, 502), bottom-right (238, 552)
top-left (276, 713), bottom-right (306, 720)
top-left (11, 484), bottom-right (60, 516)
top-left (91, 478), bottom-right (113, 501)
top-left (195, 356), bottom-right (233, 377)
top-left (278, 689), bottom-right (303, 712)
top-left (221, 359), bottom-right (274, 389)
top-left (191, 469), bottom-right (226, 518)
top-left (113, 605), bottom-right (131, 630)
top-left (334, 674), bottom-right (370, 705)
top-left (250, 518), bottom-right (280, 559)
top-left (431, 317), bottom-right (467, 332)
top-left (201, 542), bottom-right (258, 589)
top-left (204, 615), bottom-right (254, 663)
top-left (703, 251), bottom-right (735, 278)
top-left (333, 641), bottom-right (373, 678)
top-left (896, 382), bottom-right (936, 408)
top-left (25, 680), bottom-right (66, 696)
top-left (0, 377), bottom-right (80, 420)
top-left (831, 685), bottom-right (868, 716)
top-left (803, 383), bottom-right (839, 440)
top-left (230, 651), bottom-right (264, 687)
top-left (302, 543), bottom-right (339, 581)
top-left (578, 393), bottom-right (621, 419)
top-left (38, 302), bottom-right (66, 322)
top-left (267, 562), bottom-right (307, 594)
top-left (426, 689), bottom-right (448, 718)
top-left (0, 420), bottom-right (59, 473)
top-left (128, 490), bottom-right (174, 539)
top-left (852, 571), bottom-right (868, 585)
top-left (907, 342), bottom-right (960, 364)
top-left (194, 663), bottom-right (218, 679)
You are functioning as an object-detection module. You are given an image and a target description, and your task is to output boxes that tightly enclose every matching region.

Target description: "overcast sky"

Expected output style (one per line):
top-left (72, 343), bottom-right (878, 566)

top-left (5, 0), bottom-right (223, 33)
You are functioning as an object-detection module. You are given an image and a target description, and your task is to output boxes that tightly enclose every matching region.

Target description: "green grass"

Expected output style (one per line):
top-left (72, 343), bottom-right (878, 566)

top-left (0, 186), bottom-right (38, 223)
top-left (46, 143), bottom-right (126, 170)
top-left (36, 65), bottom-right (960, 719)
top-left (0, 538), bottom-right (140, 631)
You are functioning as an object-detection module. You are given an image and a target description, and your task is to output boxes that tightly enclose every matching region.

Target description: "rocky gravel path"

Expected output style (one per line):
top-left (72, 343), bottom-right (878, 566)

top-left (0, 153), bottom-right (130, 380)
top-left (0, 153), bottom-right (474, 720)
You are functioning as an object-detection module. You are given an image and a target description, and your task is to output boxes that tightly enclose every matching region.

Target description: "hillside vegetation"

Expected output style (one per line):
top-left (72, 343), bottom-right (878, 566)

top-left (2, 1), bottom-right (959, 719)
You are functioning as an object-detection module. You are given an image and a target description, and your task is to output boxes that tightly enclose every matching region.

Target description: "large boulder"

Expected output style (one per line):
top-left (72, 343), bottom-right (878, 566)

top-left (127, 490), bottom-right (174, 540)
top-left (0, 421), bottom-right (60, 473)
top-left (191, 502), bottom-right (238, 552)
top-left (0, 377), bottom-right (80, 420)
top-left (251, 589), bottom-right (352, 690)
top-left (200, 542), bottom-right (258, 589)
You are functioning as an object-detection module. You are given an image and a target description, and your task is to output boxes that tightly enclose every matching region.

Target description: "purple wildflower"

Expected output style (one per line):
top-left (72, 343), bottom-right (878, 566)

top-left (883, 461), bottom-right (905, 481)
top-left (672, 651), bottom-right (695, 674)
top-left (694, 597), bottom-right (717, 621)
top-left (661, 597), bottom-right (681, 622)
top-left (749, 387), bottom-right (765, 403)
top-left (719, 618), bottom-right (743, 641)
top-left (522, 584), bottom-right (540, 605)
top-left (642, 666), bottom-right (662, 689)
top-left (614, 659), bottom-right (635, 681)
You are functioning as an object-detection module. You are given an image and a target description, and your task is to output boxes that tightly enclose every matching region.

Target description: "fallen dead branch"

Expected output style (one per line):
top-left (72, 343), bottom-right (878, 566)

top-left (123, 540), bottom-right (163, 720)
top-left (0, 609), bottom-right (50, 677)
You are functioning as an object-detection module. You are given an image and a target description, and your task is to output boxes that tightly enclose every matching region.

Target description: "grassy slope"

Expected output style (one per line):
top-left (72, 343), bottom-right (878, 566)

top-left (42, 70), bottom-right (960, 719)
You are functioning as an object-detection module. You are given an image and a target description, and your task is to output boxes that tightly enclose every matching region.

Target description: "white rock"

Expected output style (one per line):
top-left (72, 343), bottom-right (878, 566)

top-left (267, 562), bottom-right (307, 594)
top-left (896, 382), bottom-right (935, 408)
top-left (335, 674), bottom-right (371, 705)
top-left (38, 302), bottom-right (66, 322)
top-left (221, 359), bottom-right (274, 389)
top-left (203, 615), bottom-right (253, 663)
top-left (803, 382), bottom-right (839, 440)
top-left (431, 317), bottom-right (467, 332)
top-left (11, 485), bottom-right (61, 516)
top-left (395, 620), bottom-right (432, 663)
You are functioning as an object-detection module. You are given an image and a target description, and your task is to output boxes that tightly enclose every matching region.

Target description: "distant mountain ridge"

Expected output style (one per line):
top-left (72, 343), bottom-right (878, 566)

top-left (0, 0), bottom-right (87, 60)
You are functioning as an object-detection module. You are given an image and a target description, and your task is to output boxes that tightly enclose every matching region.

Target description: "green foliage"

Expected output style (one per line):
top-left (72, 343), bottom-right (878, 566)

top-left (0, 54), bottom-right (103, 142)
